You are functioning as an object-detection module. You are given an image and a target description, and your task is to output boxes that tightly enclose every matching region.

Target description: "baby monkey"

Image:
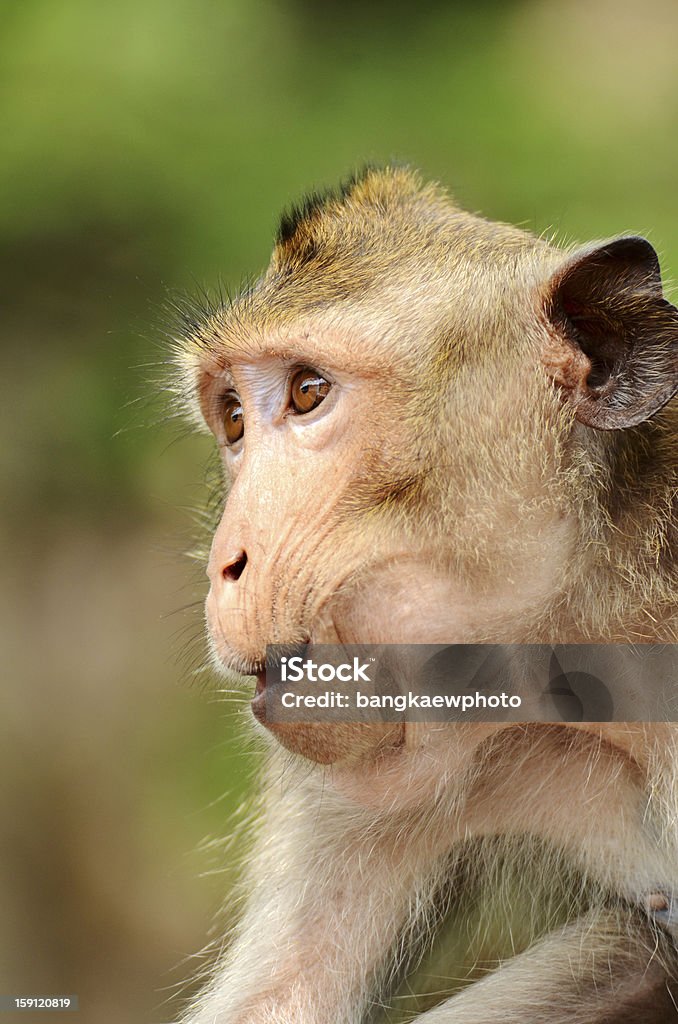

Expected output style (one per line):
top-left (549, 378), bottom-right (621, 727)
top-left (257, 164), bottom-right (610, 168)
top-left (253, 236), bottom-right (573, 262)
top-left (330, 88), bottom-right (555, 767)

top-left (175, 167), bottom-right (678, 1022)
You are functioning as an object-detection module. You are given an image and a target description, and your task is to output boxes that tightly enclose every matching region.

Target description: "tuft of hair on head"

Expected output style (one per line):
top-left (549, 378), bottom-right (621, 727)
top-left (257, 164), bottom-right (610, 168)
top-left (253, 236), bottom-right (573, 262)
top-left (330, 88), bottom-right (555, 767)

top-left (275, 164), bottom-right (396, 244)
top-left (273, 163), bottom-right (452, 271)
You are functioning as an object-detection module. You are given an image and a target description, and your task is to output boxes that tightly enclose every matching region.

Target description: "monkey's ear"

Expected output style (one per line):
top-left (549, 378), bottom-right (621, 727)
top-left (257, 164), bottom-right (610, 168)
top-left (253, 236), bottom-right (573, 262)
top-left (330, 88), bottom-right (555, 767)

top-left (542, 236), bottom-right (678, 429)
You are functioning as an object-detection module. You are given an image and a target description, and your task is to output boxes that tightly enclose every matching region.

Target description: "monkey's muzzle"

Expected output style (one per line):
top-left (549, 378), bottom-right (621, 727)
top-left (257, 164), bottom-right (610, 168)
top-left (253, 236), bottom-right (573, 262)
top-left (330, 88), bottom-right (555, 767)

top-left (251, 670), bottom-right (267, 722)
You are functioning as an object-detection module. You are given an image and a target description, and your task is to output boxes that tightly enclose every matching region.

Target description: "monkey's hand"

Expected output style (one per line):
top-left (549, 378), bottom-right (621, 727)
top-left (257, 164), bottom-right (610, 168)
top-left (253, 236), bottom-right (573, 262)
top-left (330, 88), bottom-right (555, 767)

top-left (412, 910), bottom-right (678, 1024)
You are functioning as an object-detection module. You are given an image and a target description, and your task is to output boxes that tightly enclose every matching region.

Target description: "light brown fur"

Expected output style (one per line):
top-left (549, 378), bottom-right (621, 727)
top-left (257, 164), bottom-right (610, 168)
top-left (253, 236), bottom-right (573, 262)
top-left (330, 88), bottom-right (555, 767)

top-left (172, 167), bottom-right (678, 1023)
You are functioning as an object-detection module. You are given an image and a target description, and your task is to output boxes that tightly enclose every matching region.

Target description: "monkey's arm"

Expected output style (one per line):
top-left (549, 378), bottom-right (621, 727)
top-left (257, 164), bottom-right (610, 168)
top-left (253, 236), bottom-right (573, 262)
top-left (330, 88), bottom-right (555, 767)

top-left (415, 910), bottom-right (678, 1024)
top-left (183, 757), bottom-right (436, 1024)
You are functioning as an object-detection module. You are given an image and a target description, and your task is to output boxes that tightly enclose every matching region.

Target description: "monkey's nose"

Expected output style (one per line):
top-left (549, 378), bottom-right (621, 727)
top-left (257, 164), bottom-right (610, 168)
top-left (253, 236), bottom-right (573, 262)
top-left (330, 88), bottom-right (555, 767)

top-left (221, 550), bottom-right (248, 582)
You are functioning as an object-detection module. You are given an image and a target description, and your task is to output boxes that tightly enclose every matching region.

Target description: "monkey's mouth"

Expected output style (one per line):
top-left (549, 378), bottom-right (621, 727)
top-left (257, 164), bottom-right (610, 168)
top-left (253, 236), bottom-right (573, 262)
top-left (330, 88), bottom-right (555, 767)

top-left (251, 670), bottom-right (267, 721)
top-left (250, 641), bottom-right (311, 721)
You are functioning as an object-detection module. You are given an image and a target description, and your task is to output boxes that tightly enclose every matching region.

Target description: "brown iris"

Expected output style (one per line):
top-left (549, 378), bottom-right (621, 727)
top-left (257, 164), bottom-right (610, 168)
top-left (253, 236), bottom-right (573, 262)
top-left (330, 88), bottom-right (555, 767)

top-left (222, 393), bottom-right (244, 445)
top-left (289, 367), bottom-right (331, 414)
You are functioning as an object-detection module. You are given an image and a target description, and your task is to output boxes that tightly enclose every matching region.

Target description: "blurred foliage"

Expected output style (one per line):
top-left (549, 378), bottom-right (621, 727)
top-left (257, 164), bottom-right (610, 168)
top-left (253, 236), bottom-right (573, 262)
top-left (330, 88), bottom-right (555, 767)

top-left (1, 0), bottom-right (676, 1021)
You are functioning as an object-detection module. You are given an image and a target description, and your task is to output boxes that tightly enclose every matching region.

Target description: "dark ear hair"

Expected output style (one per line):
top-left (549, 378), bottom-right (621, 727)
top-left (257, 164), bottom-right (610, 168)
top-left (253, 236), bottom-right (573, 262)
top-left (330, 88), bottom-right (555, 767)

top-left (542, 236), bottom-right (678, 429)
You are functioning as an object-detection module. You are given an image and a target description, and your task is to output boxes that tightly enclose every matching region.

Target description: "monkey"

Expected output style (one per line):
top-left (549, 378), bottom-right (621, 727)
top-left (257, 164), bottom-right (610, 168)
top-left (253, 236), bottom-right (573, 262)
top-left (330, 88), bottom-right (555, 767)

top-left (172, 166), bottom-right (678, 1023)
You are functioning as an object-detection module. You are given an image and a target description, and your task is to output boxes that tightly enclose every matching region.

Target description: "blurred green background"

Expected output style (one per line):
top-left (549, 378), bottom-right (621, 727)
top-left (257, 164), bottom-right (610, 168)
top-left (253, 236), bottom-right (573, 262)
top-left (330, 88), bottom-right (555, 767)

top-left (1, 0), bottom-right (677, 1021)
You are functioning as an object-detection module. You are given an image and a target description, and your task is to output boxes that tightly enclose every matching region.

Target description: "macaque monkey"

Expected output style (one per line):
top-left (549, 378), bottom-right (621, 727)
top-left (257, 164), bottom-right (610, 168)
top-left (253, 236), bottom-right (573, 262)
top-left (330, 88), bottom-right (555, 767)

top-left (174, 167), bottom-right (678, 1023)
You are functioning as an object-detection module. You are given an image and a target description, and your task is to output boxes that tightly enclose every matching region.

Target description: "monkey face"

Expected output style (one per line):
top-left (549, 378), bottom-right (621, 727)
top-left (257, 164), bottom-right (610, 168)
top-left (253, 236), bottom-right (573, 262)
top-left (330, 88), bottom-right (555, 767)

top-left (200, 336), bottom-right (421, 666)
top-left (195, 333), bottom-right (426, 761)
top-left (192, 320), bottom-right (574, 764)
top-left (176, 166), bottom-right (678, 764)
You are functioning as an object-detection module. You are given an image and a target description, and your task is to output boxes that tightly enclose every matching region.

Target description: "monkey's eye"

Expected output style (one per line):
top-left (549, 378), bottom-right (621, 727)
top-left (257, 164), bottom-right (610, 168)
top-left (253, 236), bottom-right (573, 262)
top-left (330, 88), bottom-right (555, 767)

top-left (289, 367), bottom-right (331, 415)
top-left (222, 393), bottom-right (244, 445)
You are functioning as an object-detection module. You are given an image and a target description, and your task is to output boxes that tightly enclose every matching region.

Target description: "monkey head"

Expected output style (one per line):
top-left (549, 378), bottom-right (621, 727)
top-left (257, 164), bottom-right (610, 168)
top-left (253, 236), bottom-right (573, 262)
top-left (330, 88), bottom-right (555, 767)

top-left (175, 167), bottom-right (678, 764)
